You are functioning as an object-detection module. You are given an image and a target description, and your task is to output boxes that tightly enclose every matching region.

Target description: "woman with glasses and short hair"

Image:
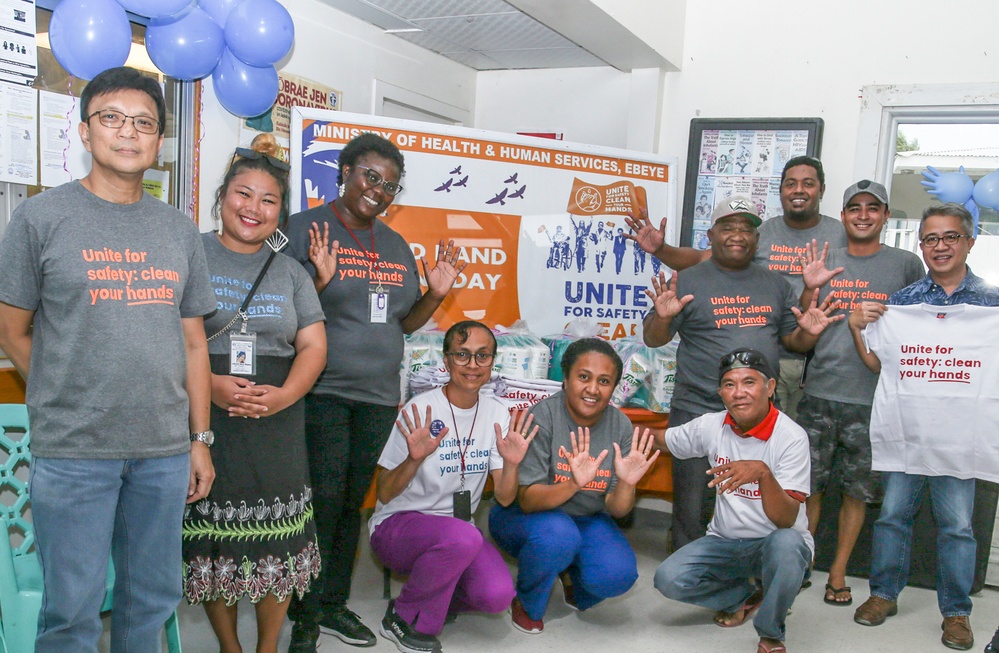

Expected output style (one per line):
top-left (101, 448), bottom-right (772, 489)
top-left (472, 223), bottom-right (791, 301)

top-left (489, 338), bottom-right (660, 634)
top-left (181, 133), bottom-right (327, 653)
top-left (369, 320), bottom-right (536, 653)
top-left (283, 133), bottom-right (466, 650)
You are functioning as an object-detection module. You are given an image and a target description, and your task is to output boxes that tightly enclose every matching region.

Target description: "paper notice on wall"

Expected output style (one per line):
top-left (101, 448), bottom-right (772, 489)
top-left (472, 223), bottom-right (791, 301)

top-left (0, 0), bottom-right (36, 86)
top-left (142, 168), bottom-right (169, 201)
top-left (39, 90), bottom-right (89, 187)
top-left (0, 80), bottom-right (37, 184)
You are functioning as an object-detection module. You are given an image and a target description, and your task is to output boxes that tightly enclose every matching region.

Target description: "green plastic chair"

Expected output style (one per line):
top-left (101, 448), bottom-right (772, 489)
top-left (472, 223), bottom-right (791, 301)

top-left (0, 404), bottom-right (182, 652)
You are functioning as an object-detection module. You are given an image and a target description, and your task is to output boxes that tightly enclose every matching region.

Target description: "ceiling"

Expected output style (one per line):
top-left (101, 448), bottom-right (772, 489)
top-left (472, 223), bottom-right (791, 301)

top-left (318, 0), bottom-right (662, 71)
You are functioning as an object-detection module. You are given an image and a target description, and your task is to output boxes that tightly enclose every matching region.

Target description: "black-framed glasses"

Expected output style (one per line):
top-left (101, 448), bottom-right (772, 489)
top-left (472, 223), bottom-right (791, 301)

top-left (354, 165), bottom-right (403, 196)
top-left (446, 351), bottom-right (495, 366)
top-left (86, 109), bottom-right (160, 135)
top-left (235, 147), bottom-right (291, 171)
top-left (919, 232), bottom-right (969, 248)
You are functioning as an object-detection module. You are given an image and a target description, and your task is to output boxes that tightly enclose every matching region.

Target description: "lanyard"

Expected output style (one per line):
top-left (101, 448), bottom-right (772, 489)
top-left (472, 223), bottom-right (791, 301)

top-left (331, 203), bottom-right (381, 269)
top-left (445, 384), bottom-right (478, 490)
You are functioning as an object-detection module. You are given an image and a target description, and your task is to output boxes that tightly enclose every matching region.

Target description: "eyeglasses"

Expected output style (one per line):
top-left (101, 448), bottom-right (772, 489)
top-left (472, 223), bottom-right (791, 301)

top-left (234, 147), bottom-right (290, 171)
top-left (919, 232), bottom-right (970, 248)
top-left (446, 351), bottom-right (494, 366)
top-left (354, 165), bottom-right (403, 196)
top-left (720, 350), bottom-right (765, 369)
top-left (86, 109), bottom-right (160, 135)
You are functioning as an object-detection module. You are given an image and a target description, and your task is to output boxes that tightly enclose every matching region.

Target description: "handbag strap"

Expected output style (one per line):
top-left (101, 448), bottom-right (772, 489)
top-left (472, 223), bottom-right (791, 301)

top-left (207, 250), bottom-right (277, 342)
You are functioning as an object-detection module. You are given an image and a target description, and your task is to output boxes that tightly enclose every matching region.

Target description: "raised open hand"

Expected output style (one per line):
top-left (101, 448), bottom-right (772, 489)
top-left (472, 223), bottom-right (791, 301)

top-left (800, 239), bottom-right (843, 291)
top-left (645, 270), bottom-right (694, 319)
top-left (792, 290), bottom-right (845, 335)
top-left (308, 221), bottom-right (340, 287)
top-left (422, 239), bottom-right (467, 300)
top-left (558, 427), bottom-right (608, 490)
top-left (613, 427), bottom-right (661, 486)
top-left (624, 208), bottom-right (666, 255)
top-left (495, 409), bottom-right (539, 465)
top-left (396, 404), bottom-right (447, 462)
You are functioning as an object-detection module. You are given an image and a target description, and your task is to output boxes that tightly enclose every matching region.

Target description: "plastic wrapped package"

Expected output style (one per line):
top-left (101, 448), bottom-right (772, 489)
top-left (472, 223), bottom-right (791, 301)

top-left (541, 318), bottom-right (602, 381)
top-left (400, 324), bottom-right (446, 401)
top-left (609, 336), bottom-right (678, 413)
top-left (482, 376), bottom-right (562, 413)
top-left (493, 321), bottom-right (550, 380)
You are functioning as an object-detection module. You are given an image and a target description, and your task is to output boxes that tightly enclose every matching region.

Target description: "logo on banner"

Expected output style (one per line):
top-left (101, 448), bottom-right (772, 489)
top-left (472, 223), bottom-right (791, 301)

top-left (565, 178), bottom-right (648, 216)
top-left (574, 186), bottom-right (602, 213)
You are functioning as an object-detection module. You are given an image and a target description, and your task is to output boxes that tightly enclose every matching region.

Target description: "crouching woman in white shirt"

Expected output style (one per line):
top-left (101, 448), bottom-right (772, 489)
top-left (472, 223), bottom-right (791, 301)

top-left (369, 320), bottom-right (538, 653)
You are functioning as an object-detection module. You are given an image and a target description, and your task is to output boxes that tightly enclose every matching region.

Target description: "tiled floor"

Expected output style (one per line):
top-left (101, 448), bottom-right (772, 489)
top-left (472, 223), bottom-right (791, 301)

top-left (102, 501), bottom-right (999, 653)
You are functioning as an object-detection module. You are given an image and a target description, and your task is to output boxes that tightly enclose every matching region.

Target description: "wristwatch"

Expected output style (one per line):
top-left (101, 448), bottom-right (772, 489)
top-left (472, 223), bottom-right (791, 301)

top-left (190, 430), bottom-right (215, 447)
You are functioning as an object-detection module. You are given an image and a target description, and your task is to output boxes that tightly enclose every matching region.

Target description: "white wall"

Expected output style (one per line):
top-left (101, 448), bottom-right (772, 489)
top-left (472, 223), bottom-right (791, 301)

top-left (474, 66), bottom-right (662, 151)
top-left (475, 0), bottom-right (999, 230)
top-left (196, 0), bottom-right (477, 229)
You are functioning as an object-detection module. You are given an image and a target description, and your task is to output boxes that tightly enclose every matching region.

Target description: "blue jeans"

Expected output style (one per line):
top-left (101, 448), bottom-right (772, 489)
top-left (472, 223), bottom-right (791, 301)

top-left (489, 503), bottom-right (638, 620)
top-left (869, 471), bottom-right (976, 616)
top-left (30, 454), bottom-right (190, 653)
top-left (654, 530), bottom-right (810, 642)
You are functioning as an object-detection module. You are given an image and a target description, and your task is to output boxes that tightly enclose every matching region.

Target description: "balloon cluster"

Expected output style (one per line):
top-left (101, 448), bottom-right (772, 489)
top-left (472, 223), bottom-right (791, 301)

top-left (48, 0), bottom-right (293, 117)
top-left (921, 165), bottom-right (999, 234)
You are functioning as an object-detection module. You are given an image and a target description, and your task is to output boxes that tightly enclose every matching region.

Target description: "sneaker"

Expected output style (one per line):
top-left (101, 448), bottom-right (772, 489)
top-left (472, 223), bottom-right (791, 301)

top-left (379, 600), bottom-right (443, 653)
top-left (558, 571), bottom-right (578, 610)
top-left (941, 615), bottom-right (974, 650)
top-left (510, 598), bottom-right (543, 634)
top-left (853, 596), bottom-right (898, 627)
top-left (984, 625), bottom-right (999, 653)
top-left (287, 620), bottom-right (320, 653)
top-left (319, 606), bottom-right (376, 647)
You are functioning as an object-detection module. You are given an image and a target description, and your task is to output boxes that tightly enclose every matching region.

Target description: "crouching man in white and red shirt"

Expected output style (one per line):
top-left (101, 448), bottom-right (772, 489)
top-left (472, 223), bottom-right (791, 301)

top-left (653, 348), bottom-right (812, 653)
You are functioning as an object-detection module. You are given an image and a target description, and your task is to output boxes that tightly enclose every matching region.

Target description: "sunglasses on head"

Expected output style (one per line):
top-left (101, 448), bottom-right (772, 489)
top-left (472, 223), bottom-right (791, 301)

top-left (234, 147), bottom-right (290, 171)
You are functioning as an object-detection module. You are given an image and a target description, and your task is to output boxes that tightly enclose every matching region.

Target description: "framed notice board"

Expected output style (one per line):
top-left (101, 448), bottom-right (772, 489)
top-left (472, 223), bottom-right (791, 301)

top-left (680, 118), bottom-right (823, 248)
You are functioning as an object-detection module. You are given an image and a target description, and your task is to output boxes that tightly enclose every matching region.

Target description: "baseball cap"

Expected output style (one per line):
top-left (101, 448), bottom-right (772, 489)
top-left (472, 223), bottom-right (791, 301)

top-left (842, 179), bottom-right (889, 208)
top-left (718, 348), bottom-right (775, 383)
top-left (709, 195), bottom-right (762, 227)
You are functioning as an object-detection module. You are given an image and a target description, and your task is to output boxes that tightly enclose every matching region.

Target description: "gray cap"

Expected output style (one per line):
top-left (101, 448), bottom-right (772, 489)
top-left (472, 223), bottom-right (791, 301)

top-left (709, 195), bottom-right (762, 227)
top-left (842, 179), bottom-right (889, 208)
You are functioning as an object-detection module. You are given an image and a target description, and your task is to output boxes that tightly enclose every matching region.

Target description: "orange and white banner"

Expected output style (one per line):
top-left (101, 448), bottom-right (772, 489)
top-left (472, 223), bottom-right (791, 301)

top-left (290, 110), bottom-right (675, 340)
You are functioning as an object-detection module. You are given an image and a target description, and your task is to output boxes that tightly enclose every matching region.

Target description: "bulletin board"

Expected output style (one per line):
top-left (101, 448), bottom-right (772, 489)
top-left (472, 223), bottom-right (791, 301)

top-left (680, 118), bottom-right (823, 248)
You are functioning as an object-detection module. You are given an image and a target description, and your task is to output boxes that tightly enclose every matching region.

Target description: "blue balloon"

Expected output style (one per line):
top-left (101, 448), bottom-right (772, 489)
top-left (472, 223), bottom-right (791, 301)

top-left (49, 0), bottom-right (131, 80)
top-left (147, 6), bottom-right (224, 80)
top-left (117, 0), bottom-right (190, 19)
top-left (198, 0), bottom-right (241, 27)
top-left (211, 47), bottom-right (278, 117)
top-left (223, 0), bottom-right (294, 66)
top-left (973, 169), bottom-right (999, 211)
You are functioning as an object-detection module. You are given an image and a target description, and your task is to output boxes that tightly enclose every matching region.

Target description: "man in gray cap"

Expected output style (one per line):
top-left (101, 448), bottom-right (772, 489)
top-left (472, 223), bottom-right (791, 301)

top-left (795, 180), bottom-right (924, 608)
top-left (629, 157), bottom-right (846, 422)
top-left (643, 195), bottom-right (841, 551)
top-left (653, 348), bottom-right (813, 653)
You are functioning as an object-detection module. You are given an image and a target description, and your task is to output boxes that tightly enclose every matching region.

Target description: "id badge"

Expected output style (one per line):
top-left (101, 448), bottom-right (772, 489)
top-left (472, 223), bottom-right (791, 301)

top-left (229, 332), bottom-right (256, 375)
top-left (369, 287), bottom-right (389, 323)
top-left (453, 490), bottom-right (472, 521)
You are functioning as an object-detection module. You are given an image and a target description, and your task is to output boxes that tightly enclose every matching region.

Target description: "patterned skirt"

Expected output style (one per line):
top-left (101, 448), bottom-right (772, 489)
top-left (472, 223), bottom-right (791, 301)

top-left (182, 355), bottom-right (320, 605)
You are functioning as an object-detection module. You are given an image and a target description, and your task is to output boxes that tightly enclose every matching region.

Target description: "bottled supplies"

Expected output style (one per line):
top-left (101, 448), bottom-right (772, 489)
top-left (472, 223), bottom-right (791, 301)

top-left (493, 321), bottom-right (550, 380)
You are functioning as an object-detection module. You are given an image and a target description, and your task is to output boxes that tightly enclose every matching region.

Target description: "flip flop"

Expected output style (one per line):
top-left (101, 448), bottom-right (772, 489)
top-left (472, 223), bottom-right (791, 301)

top-left (823, 583), bottom-right (853, 606)
top-left (757, 637), bottom-right (786, 653)
top-left (714, 586), bottom-right (763, 628)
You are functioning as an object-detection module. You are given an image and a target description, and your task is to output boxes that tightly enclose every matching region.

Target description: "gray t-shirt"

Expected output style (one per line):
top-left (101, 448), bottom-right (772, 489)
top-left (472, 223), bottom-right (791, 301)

top-left (0, 181), bottom-right (215, 458)
top-left (517, 392), bottom-right (633, 517)
top-left (668, 259), bottom-right (799, 415)
top-left (202, 233), bottom-right (324, 358)
top-left (805, 245), bottom-right (924, 405)
top-left (285, 204), bottom-right (421, 406)
top-left (756, 215), bottom-right (846, 360)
